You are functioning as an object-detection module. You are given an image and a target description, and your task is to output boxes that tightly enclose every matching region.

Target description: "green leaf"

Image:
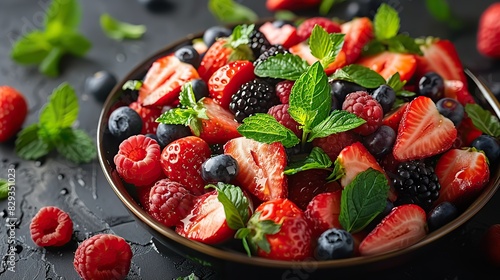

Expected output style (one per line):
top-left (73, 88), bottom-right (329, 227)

top-left (465, 103), bottom-right (500, 137)
top-left (227, 24), bottom-right (254, 48)
top-left (310, 26), bottom-right (344, 68)
top-left (386, 72), bottom-right (405, 92)
top-left (327, 160), bottom-right (345, 182)
top-left (288, 62), bottom-right (331, 130)
top-left (176, 273), bottom-right (200, 280)
top-left (284, 147), bottom-right (332, 175)
top-left (207, 183), bottom-right (249, 230)
top-left (45, 0), bottom-right (81, 29)
top-left (122, 80), bottom-right (143, 91)
top-left (15, 124), bottom-right (52, 161)
top-left (0, 179), bottom-right (8, 200)
top-left (319, 0), bottom-right (347, 15)
top-left (179, 83), bottom-right (198, 108)
top-left (308, 110), bottom-right (366, 141)
top-left (39, 83), bottom-right (79, 136)
top-left (331, 64), bottom-right (386, 89)
top-left (208, 0), bottom-right (258, 23)
top-left (386, 34), bottom-right (423, 56)
top-left (362, 40), bottom-right (387, 57)
top-left (56, 128), bottom-right (97, 164)
top-left (237, 114), bottom-right (300, 148)
top-left (10, 31), bottom-right (51, 64)
top-left (274, 10), bottom-right (297, 21)
top-left (241, 212), bottom-right (281, 254)
top-left (58, 30), bottom-right (92, 57)
top-left (339, 168), bottom-right (390, 233)
top-left (254, 53), bottom-right (309, 81)
top-left (156, 108), bottom-right (194, 125)
top-left (100, 13), bottom-right (146, 40)
top-left (425, 0), bottom-right (462, 29)
top-left (374, 3), bottom-right (400, 40)
top-left (38, 47), bottom-right (64, 77)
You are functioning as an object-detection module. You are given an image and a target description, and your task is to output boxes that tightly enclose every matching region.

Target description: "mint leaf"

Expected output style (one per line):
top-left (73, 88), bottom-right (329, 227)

top-left (39, 47), bottom-right (64, 77)
top-left (100, 14), bottom-right (146, 40)
top-left (327, 160), bottom-right (345, 182)
top-left (284, 147), bottom-right (332, 175)
top-left (176, 273), bottom-right (200, 280)
top-left (208, 0), bottom-right (258, 23)
top-left (227, 24), bottom-right (254, 48)
top-left (374, 3), bottom-right (400, 40)
top-left (56, 128), bottom-right (96, 164)
top-left (308, 110), bottom-right (366, 141)
top-left (156, 109), bottom-right (194, 125)
top-left (10, 31), bottom-right (51, 64)
top-left (122, 80), bottom-right (143, 91)
top-left (15, 124), bottom-right (52, 161)
top-left (254, 53), bottom-right (309, 81)
top-left (339, 168), bottom-right (390, 233)
top-left (179, 83), bottom-right (198, 108)
top-left (58, 30), bottom-right (92, 57)
top-left (386, 34), bottom-right (423, 56)
top-left (274, 10), bottom-right (297, 21)
top-left (39, 83), bottom-right (79, 136)
top-left (331, 64), bottom-right (386, 88)
top-left (319, 0), bottom-right (347, 15)
top-left (237, 113), bottom-right (300, 148)
top-left (45, 0), bottom-right (81, 29)
top-left (0, 179), bottom-right (8, 200)
top-left (465, 103), bottom-right (500, 137)
top-left (289, 62), bottom-right (331, 130)
top-left (386, 72), bottom-right (405, 91)
top-left (425, 0), bottom-right (462, 29)
top-left (207, 183), bottom-right (249, 230)
top-left (310, 25), bottom-right (344, 68)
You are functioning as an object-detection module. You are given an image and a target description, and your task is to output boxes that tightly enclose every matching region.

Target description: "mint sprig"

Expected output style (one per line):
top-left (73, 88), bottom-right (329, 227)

top-left (226, 24), bottom-right (255, 61)
top-left (284, 147), bottom-right (332, 175)
top-left (122, 80), bottom-right (143, 91)
top-left (237, 114), bottom-right (300, 148)
top-left (339, 168), bottom-right (390, 233)
top-left (0, 179), bottom-right (8, 200)
top-left (330, 64), bottom-right (387, 88)
top-left (254, 53), bottom-right (310, 81)
top-left (465, 103), bottom-right (500, 138)
top-left (100, 14), bottom-right (146, 41)
top-left (15, 83), bottom-right (96, 164)
top-left (310, 25), bottom-right (345, 69)
top-left (374, 3), bottom-right (400, 41)
top-left (208, 0), bottom-right (258, 24)
top-left (206, 183), bottom-right (249, 230)
top-left (308, 110), bottom-right (366, 141)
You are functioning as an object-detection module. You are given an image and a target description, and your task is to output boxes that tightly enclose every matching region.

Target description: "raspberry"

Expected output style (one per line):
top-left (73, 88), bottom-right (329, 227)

top-left (342, 91), bottom-right (383, 136)
top-left (297, 17), bottom-right (342, 42)
top-left (114, 134), bottom-right (163, 186)
top-left (30, 206), bottom-right (73, 247)
top-left (129, 101), bottom-right (162, 135)
top-left (312, 131), bottom-right (360, 161)
top-left (275, 80), bottom-right (294, 104)
top-left (148, 178), bottom-right (195, 227)
top-left (267, 104), bottom-right (301, 138)
top-left (74, 234), bottom-right (132, 280)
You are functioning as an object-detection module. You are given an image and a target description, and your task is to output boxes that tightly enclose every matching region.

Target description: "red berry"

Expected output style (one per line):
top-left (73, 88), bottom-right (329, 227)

top-left (114, 135), bottom-right (163, 187)
top-left (342, 91), bottom-right (383, 136)
top-left (482, 224), bottom-right (500, 267)
top-left (312, 131), bottom-right (360, 162)
top-left (208, 60), bottom-right (255, 109)
top-left (74, 234), bottom-right (132, 280)
top-left (305, 191), bottom-right (342, 238)
top-left (30, 206), bottom-right (73, 247)
top-left (0, 86), bottom-right (28, 142)
top-left (287, 169), bottom-right (341, 210)
top-left (148, 178), bottom-right (195, 227)
top-left (267, 104), bottom-right (301, 138)
top-left (129, 101), bottom-right (162, 135)
top-left (477, 3), bottom-right (500, 58)
top-left (341, 17), bottom-right (374, 64)
top-left (275, 80), bottom-right (294, 104)
top-left (297, 17), bottom-right (341, 42)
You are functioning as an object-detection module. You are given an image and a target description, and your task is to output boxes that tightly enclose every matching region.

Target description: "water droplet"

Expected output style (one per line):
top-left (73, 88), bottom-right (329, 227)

top-left (35, 158), bottom-right (45, 167)
top-left (1, 158), bottom-right (7, 163)
top-left (0, 209), bottom-right (8, 218)
top-left (10, 162), bottom-right (19, 169)
top-left (60, 188), bottom-right (69, 195)
top-left (15, 245), bottom-right (23, 254)
top-left (77, 178), bottom-right (85, 187)
top-left (116, 53), bottom-right (126, 62)
top-left (57, 173), bottom-right (65, 180)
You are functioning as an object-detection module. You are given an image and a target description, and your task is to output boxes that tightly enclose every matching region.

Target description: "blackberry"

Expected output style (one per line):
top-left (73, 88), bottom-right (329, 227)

top-left (253, 44), bottom-right (289, 67)
top-left (249, 30), bottom-right (271, 58)
top-left (229, 79), bottom-right (279, 122)
top-left (393, 160), bottom-right (440, 211)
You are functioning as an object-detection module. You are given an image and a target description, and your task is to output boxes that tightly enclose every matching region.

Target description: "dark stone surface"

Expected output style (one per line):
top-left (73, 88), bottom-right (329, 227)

top-left (0, 0), bottom-right (499, 279)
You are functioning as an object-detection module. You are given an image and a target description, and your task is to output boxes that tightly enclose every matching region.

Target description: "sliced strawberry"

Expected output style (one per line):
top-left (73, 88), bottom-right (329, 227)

top-left (290, 41), bottom-right (347, 75)
top-left (139, 55), bottom-right (199, 107)
top-left (198, 98), bottom-right (241, 145)
top-left (258, 21), bottom-right (300, 49)
top-left (444, 79), bottom-right (475, 106)
top-left (305, 190), bottom-right (342, 239)
top-left (381, 102), bottom-right (409, 132)
top-left (266, 0), bottom-right (321, 12)
top-left (356, 51), bottom-right (416, 81)
top-left (358, 204), bottom-right (427, 256)
top-left (287, 169), bottom-right (341, 210)
top-left (223, 137), bottom-right (287, 202)
top-left (335, 142), bottom-right (386, 188)
top-left (341, 17), bottom-right (374, 64)
top-left (208, 60), bottom-right (255, 109)
top-left (129, 101), bottom-right (163, 134)
top-left (198, 39), bottom-right (232, 81)
top-left (434, 148), bottom-right (490, 207)
top-left (393, 96), bottom-right (457, 161)
top-left (175, 190), bottom-right (234, 244)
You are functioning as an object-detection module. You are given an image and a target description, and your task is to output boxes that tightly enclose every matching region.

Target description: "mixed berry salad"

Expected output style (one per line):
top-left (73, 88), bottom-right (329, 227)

top-left (106, 4), bottom-right (499, 262)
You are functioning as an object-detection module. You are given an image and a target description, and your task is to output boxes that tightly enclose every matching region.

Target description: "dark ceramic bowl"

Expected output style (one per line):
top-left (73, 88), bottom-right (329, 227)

top-left (97, 32), bottom-right (500, 278)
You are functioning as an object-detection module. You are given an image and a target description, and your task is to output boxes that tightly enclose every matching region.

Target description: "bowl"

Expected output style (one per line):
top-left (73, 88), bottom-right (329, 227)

top-left (96, 30), bottom-right (500, 278)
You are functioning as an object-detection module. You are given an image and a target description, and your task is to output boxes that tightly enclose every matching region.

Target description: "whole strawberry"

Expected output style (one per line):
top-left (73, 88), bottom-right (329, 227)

top-left (477, 3), bottom-right (500, 58)
top-left (0, 86), bottom-right (28, 142)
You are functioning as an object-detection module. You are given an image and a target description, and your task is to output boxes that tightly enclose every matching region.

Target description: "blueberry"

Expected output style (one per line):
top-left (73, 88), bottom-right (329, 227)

top-left (315, 228), bottom-right (354, 260)
top-left (371, 84), bottom-right (396, 113)
top-left (201, 154), bottom-right (239, 183)
top-left (85, 71), bottom-right (117, 102)
top-left (190, 79), bottom-right (209, 101)
top-left (174, 45), bottom-right (201, 68)
top-left (471, 135), bottom-right (500, 163)
top-left (156, 123), bottom-right (191, 148)
top-left (427, 202), bottom-right (459, 232)
top-left (418, 72), bottom-right (444, 101)
top-left (108, 106), bottom-right (143, 141)
top-left (362, 125), bottom-right (396, 157)
top-left (330, 80), bottom-right (367, 105)
top-left (145, 133), bottom-right (159, 143)
top-left (436, 97), bottom-right (465, 126)
top-left (203, 26), bottom-right (232, 47)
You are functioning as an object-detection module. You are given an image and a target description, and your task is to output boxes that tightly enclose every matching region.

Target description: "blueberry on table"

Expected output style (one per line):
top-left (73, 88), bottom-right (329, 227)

top-left (85, 70), bottom-right (117, 102)
top-left (436, 97), bottom-right (464, 126)
top-left (418, 72), bottom-right (445, 101)
top-left (203, 26), bottom-right (232, 47)
top-left (156, 123), bottom-right (191, 148)
top-left (315, 228), bottom-right (354, 260)
top-left (471, 134), bottom-right (500, 163)
top-left (201, 154), bottom-right (239, 183)
top-left (371, 84), bottom-right (396, 114)
top-left (427, 202), bottom-right (459, 232)
top-left (108, 106), bottom-right (143, 141)
top-left (174, 45), bottom-right (201, 68)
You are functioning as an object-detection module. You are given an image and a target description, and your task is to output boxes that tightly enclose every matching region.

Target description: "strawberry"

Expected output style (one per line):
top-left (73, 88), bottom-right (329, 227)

top-left (444, 79), bottom-right (475, 106)
top-left (223, 137), bottom-right (287, 202)
top-left (296, 17), bottom-right (342, 43)
top-left (335, 142), bottom-right (386, 188)
top-left (128, 101), bottom-right (163, 134)
top-left (434, 148), bottom-right (490, 207)
top-left (208, 60), bottom-right (255, 109)
top-left (160, 136), bottom-right (212, 195)
top-left (244, 198), bottom-right (313, 261)
top-left (175, 190), bottom-right (234, 244)
top-left (30, 206), bottom-right (73, 247)
top-left (382, 102), bottom-right (409, 132)
top-left (305, 191), bottom-right (342, 239)
top-left (197, 98), bottom-right (241, 145)
top-left (198, 39), bottom-right (232, 81)
top-left (266, 0), bottom-right (321, 12)
top-left (258, 21), bottom-right (300, 49)
top-left (287, 169), bottom-right (341, 210)
top-left (481, 224), bottom-right (500, 267)
top-left (456, 116), bottom-right (483, 147)
top-left (341, 17), bottom-right (374, 64)
top-left (355, 51), bottom-right (416, 81)
top-left (393, 96), bottom-right (457, 161)
top-left (312, 131), bottom-right (360, 162)
top-left (477, 3), bottom-right (500, 58)
top-left (0, 86), bottom-right (28, 142)
top-left (138, 55), bottom-right (199, 107)
top-left (358, 204), bottom-right (427, 256)
top-left (290, 42), bottom-right (347, 75)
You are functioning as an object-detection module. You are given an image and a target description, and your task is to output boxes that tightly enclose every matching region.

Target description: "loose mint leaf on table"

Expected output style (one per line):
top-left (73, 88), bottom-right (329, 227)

top-left (207, 183), bottom-right (249, 230)
top-left (465, 104), bottom-right (500, 138)
top-left (0, 179), bottom-right (9, 200)
top-left (208, 0), bottom-right (258, 23)
top-left (56, 129), bottom-right (97, 164)
top-left (339, 168), bottom-right (390, 233)
top-left (39, 83), bottom-right (79, 136)
top-left (284, 147), bottom-right (332, 175)
top-left (330, 64), bottom-right (386, 88)
top-left (254, 53), bottom-right (310, 81)
top-left (237, 113), bottom-right (300, 148)
top-left (15, 124), bottom-right (52, 160)
top-left (425, 0), bottom-right (462, 29)
top-left (100, 13), bottom-right (146, 40)
top-left (308, 110), bottom-right (366, 141)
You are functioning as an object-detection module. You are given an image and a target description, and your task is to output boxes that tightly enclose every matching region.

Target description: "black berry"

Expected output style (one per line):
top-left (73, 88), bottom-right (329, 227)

top-left (203, 26), bottom-right (232, 47)
top-left (371, 84), bottom-right (396, 114)
top-left (471, 135), bottom-right (500, 163)
top-left (436, 97), bottom-right (464, 126)
top-left (427, 202), bottom-right (459, 232)
top-left (418, 72), bottom-right (445, 101)
top-left (329, 80), bottom-right (367, 104)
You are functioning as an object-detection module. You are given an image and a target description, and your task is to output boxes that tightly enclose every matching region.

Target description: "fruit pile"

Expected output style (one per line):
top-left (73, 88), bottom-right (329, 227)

top-left (107, 4), bottom-right (499, 262)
